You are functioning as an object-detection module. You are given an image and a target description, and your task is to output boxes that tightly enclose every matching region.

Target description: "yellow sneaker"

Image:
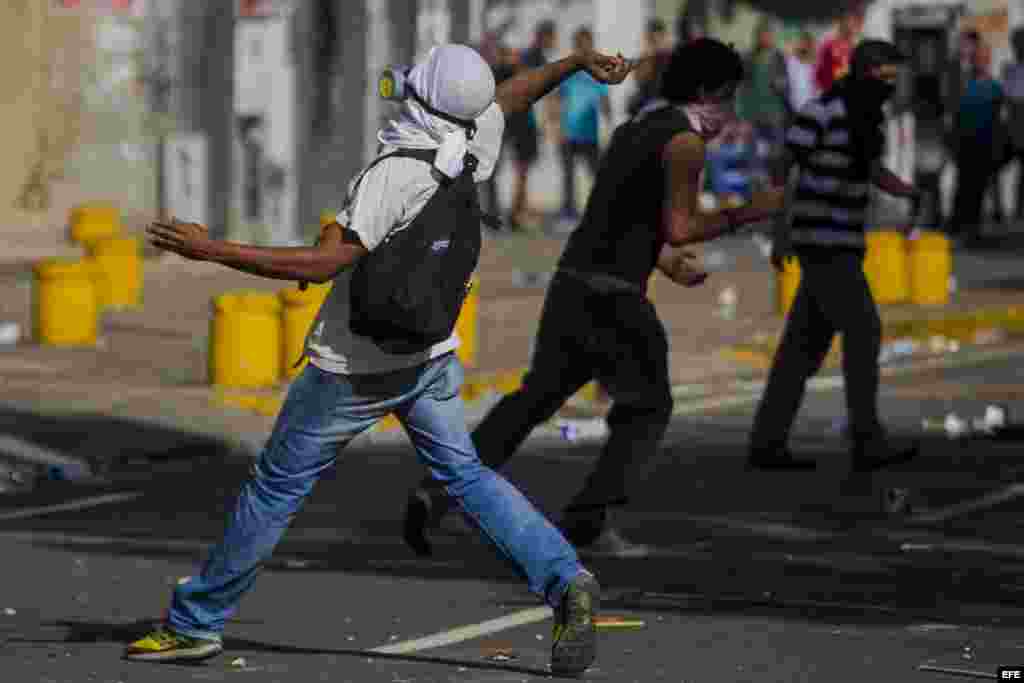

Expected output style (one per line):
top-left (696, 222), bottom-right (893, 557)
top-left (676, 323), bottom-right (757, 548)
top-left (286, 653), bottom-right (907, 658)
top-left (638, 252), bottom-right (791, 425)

top-left (124, 627), bottom-right (223, 662)
top-left (551, 571), bottom-right (599, 676)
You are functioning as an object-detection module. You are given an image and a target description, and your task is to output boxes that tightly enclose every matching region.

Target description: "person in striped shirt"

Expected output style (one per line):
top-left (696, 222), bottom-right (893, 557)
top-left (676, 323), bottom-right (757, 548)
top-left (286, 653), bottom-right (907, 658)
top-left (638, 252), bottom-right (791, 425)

top-left (748, 40), bottom-right (922, 473)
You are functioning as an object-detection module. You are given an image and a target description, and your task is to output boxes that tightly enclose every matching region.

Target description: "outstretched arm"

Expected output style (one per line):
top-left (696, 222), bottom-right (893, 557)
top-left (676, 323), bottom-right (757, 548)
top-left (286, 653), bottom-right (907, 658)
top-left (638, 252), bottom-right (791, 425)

top-left (146, 219), bottom-right (367, 283)
top-left (662, 132), bottom-right (785, 247)
top-left (496, 49), bottom-right (631, 115)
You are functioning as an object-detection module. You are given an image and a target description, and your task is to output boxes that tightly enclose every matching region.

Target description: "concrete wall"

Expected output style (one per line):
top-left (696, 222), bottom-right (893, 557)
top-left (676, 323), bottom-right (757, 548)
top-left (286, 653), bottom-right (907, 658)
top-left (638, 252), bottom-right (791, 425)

top-left (0, 2), bottom-right (90, 226)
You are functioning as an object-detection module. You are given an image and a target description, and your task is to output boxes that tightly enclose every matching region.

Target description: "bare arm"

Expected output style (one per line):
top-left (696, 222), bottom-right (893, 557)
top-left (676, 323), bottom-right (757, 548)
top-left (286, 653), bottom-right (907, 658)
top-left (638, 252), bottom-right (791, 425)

top-left (662, 132), bottom-right (785, 247)
top-left (496, 50), bottom-right (630, 116)
top-left (147, 218), bottom-right (367, 283)
top-left (213, 222), bottom-right (367, 283)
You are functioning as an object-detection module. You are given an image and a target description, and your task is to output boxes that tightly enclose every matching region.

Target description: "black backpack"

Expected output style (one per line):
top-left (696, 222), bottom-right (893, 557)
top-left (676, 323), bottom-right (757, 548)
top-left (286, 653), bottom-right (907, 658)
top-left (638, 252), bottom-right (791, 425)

top-left (348, 148), bottom-right (484, 354)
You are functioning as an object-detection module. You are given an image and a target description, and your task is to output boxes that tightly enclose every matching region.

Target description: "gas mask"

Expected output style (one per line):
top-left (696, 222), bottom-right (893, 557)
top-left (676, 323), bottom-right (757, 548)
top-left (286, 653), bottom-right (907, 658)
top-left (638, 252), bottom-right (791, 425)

top-left (378, 66), bottom-right (478, 140)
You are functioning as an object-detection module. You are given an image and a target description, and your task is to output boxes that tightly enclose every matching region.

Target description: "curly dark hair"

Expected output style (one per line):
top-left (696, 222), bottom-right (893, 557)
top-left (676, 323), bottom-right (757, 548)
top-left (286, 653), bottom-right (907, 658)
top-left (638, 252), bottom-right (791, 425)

top-left (660, 38), bottom-right (745, 104)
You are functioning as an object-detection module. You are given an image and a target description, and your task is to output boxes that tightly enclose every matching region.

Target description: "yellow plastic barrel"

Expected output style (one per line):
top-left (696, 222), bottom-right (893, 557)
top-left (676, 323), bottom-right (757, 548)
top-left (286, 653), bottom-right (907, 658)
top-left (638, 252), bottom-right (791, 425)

top-left (86, 235), bottom-right (142, 310)
top-left (209, 291), bottom-right (283, 388)
top-left (863, 230), bottom-right (909, 304)
top-left (32, 259), bottom-right (98, 346)
top-left (777, 257), bottom-right (801, 316)
top-left (279, 282), bottom-right (332, 380)
top-left (908, 231), bottom-right (952, 306)
top-left (455, 276), bottom-right (480, 368)
top-left (69, 202), bottom-right (121, 248)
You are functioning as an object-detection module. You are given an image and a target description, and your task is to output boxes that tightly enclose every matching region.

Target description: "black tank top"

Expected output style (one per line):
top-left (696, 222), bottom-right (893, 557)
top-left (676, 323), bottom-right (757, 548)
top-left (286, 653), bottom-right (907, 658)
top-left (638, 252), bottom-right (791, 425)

top-left (557, 105), bottom-right (695, 289)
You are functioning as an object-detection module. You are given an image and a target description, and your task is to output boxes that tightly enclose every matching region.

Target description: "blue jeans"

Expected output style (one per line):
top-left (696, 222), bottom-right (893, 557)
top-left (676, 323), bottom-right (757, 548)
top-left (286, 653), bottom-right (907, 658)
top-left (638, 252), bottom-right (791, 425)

top-left (167, 353), bottom-right (584, 641)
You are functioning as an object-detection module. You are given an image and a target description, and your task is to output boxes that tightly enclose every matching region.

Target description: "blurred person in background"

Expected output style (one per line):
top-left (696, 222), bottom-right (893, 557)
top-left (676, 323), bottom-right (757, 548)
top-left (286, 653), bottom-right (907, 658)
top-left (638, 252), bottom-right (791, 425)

top-left (739, 19), bottom-right (789, 187)
top-left (505, 19), bottom-right (558, 230)
top-left (554, 26), bottom-right (611, 232)
top-left (627, 18), bottom-right (672, 118)
top-left (404, 39), bottom-right (790, 557)
top-left (998, 27), bottom-right (1024, 223)
top-left (476, 29), bottom-right (515, 225)
top-left (815, 9), bottom-right (862, 93)
top-left (949, 39), bottom-right (1004, 243)
top-left (785, 30), bottom-right (819, 116)
top-left (753, 40), bottom-right (921, 472)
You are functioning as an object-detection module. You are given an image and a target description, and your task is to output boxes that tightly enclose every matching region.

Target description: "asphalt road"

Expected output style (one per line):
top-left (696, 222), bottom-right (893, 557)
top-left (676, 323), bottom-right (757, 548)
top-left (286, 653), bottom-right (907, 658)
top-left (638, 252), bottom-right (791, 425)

top-left (1, 353), bottom-right (1024, 682)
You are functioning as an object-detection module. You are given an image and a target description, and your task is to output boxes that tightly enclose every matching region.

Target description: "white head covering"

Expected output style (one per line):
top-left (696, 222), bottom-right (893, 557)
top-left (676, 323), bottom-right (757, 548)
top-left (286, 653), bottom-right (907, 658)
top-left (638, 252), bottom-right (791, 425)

top-left (378, 44), bottom-right (498, 179)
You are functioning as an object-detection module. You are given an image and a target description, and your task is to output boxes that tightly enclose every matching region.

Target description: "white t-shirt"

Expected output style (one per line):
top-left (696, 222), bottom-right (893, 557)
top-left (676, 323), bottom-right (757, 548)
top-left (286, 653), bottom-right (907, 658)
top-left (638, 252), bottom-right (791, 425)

top-left (785, 55), bottom-right (817, 114)
top-left (305, 103), bottom-right (505, 375)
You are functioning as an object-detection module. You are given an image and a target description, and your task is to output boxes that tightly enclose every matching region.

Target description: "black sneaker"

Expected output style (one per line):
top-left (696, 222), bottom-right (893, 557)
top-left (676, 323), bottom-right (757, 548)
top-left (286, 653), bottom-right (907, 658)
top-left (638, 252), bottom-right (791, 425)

top-left (551, 572), bottom-right (600, 676)
top-left (746, 448), bottom-right (817, 471)
top-left (402, 488), bottom-right (450, 557)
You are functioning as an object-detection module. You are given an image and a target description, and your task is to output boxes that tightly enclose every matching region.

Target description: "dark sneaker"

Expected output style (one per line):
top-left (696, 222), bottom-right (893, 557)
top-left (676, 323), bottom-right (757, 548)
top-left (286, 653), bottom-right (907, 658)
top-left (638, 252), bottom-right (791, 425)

top-left (746, 448), bottom-right (817, 471)
top-left (551, 572), bottom-right (600, 676)
top-left (851, 439), bottom-right (919, 473)
top-left (560, 506), bottom-right (608, 548)
top-left (124, 627), bottom-right (222, 663)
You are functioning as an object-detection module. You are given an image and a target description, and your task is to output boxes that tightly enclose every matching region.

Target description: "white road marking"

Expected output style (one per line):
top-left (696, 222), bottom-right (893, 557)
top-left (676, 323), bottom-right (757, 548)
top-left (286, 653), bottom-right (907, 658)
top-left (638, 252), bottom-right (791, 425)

top-left (0, 491), bottom-right (143, 521)
top-left (0, 434), bottom-right (90, 468)
top-left (369, 606), bottom-right (553, 655)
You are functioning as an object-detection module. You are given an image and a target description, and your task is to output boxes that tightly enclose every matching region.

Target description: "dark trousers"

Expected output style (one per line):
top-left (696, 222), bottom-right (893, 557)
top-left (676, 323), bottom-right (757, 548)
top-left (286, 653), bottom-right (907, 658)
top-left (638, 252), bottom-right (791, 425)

top-left (951, 139), bottom-right (997, 238)
top-left (750, 247), bottom-right (883, 450)
top-left (422, 272), bottom-right (674, 511)
top-left (560, 140), bottom-right (600, 215)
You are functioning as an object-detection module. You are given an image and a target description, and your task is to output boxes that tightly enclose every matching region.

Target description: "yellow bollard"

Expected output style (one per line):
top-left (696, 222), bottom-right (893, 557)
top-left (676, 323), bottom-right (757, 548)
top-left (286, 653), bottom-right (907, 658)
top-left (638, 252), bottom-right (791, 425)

top-left (908, 231), bottom-right (952, 306)
top-left (863, 230), bottom-right (909, 304)
top-left (279, 282), bottom-right (332, 380)
top-left (455, 276), bottom-right (479, 368)
top-left (209, 291), bottom-right (283, 388)
top-left (69, 202), bottom-right (121, 248)
top-left (32, 259), bottom-right (98, 346)
top-left (86, 235), bottom-right (143, 310)
top-left (777, 257), bottom-right (801, 316)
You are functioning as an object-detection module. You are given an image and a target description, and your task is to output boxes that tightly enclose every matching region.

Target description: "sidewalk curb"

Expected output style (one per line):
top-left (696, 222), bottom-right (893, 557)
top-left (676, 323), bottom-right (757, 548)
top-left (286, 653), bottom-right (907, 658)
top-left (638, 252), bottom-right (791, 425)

top-left (722, 305), bottom-right (1024, 371)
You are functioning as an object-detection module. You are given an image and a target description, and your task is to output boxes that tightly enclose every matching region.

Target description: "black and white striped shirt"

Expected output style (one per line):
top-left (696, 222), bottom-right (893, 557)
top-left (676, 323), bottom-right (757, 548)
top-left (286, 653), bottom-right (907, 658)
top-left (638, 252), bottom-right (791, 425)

top-left (786, 93), bottom-right (873, 248)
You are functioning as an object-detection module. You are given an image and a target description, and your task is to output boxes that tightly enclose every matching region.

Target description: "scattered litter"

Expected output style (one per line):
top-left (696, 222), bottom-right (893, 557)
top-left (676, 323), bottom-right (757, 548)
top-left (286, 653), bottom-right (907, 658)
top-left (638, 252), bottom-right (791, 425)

top-left (922, 413), bottom-right (971, 439)
top-left (0, 322), bottom-right (20, 346)
top-left (557, 418), bottom-right (608, 442)
top-left (513, 270), bottom-right (551, 288)
top-left (703, 250), bottom-right (730, 270)
top-left (388, 635), bottom-right (398, 641)
top-left (974, 328), bottom-right (1006, 345)
top-left (972, 405), bottom-right (1008, 434)
top-left (231, 657), bottom-right (246, 668)
top-left (900, 543), bottom-right (934, 552)
top-left (457, 668), bottom-right (468, 673)
top-left (535, 634), bottom-right (544, 641)
top-left (484, 648), bottom-right (518, 662)
top-left (751, 234), bottom-right (772, 259)
top-left (907, 624), bottom-right (959, 633)
top-left (878, 339), bottom-right (917, 364)
top-left (177, 577), bottom-right (191, 586)
top-left (46, 462), bottom-right (93, 482)
top-left (3, 608), bottom-right (15, 616)
top-left (717, 286), bottom-right (738, 320)
top-left (284, 559), bottom-right (310, 569)
top-left (928, 335), bottom-right (954, 354)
